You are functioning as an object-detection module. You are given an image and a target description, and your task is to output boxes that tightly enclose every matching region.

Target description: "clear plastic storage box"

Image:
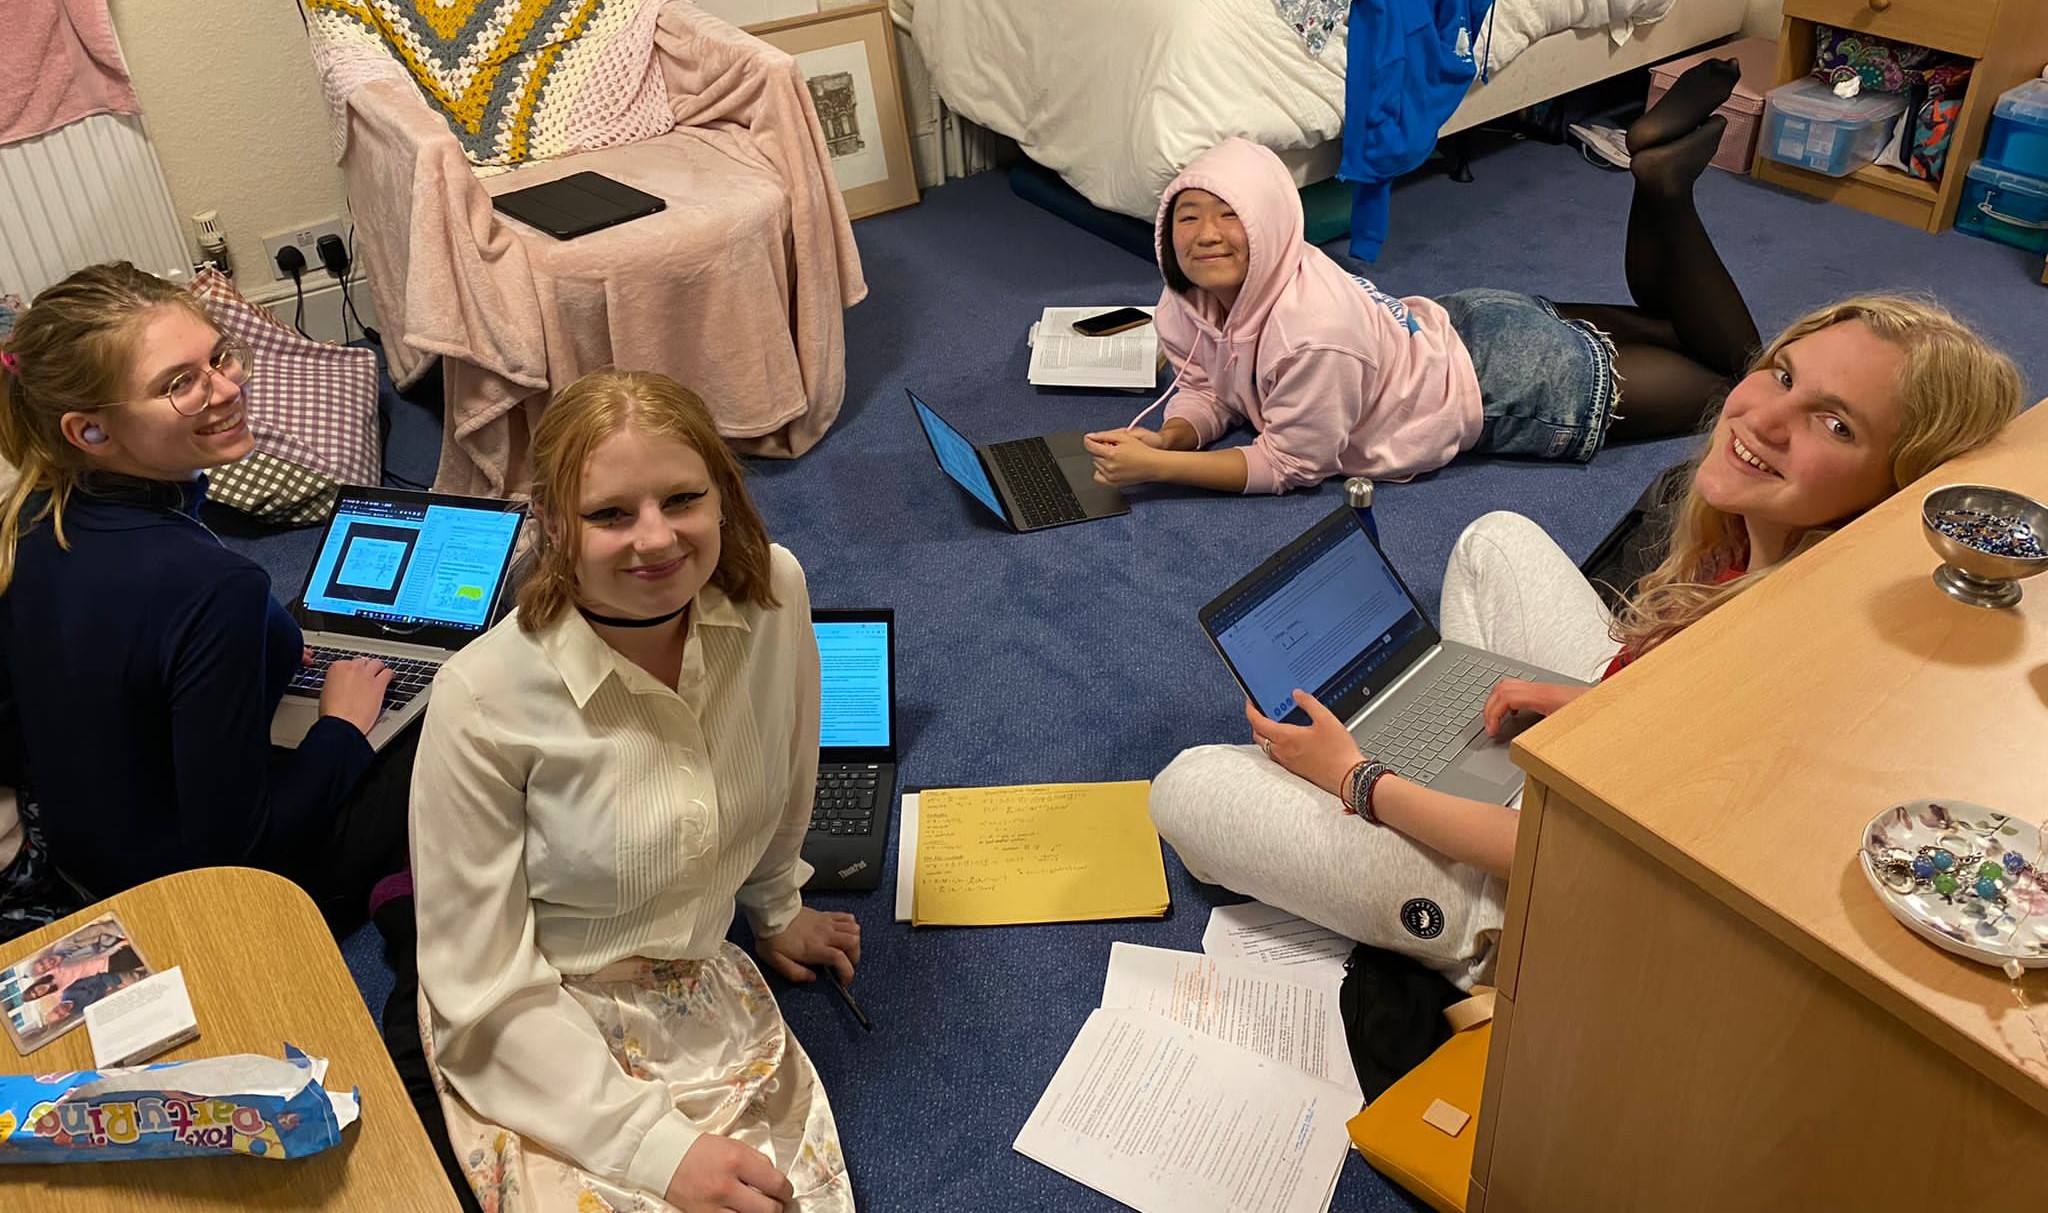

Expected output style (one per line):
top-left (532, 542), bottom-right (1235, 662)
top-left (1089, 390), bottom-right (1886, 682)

top-left (1983, 79), bottom-right (2048, 179)
top-left (1955, 161), bottom-right (2048, 256)
top-left (1759, 78), bottom-right (1909, 177)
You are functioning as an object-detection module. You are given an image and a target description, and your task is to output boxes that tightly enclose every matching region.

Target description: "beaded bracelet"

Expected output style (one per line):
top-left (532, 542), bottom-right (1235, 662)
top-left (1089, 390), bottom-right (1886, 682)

top-left (1341, 759), bottom-right (1393, 825)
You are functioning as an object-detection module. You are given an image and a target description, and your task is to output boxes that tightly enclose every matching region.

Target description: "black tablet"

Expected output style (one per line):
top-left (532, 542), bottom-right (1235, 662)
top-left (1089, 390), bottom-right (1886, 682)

top-left (491, 171), bottom-right (666, 239)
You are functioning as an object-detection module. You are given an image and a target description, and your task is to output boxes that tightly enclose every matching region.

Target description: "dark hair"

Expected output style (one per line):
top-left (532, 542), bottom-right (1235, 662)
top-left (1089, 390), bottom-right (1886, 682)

top-left (1158, 189), bottom-right (1194, 293)
top-left (21, 975), bottom-right (57, 1001)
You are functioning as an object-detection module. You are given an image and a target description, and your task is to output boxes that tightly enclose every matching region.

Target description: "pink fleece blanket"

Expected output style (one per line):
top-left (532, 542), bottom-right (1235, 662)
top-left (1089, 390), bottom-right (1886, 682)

top-left (329, 1), bottom-right (867, 496)
top-left (0, 0), bottom-right (139, 147)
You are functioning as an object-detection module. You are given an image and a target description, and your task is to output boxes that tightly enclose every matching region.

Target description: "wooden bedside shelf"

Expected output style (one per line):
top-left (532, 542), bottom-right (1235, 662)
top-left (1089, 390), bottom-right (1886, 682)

top-left (1757, 0), bottom-right (2048, 233)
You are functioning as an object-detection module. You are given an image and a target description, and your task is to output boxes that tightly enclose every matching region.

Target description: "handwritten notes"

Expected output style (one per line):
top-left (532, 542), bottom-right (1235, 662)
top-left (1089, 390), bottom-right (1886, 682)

top-left (912, 781), bottom-right (1169, 927)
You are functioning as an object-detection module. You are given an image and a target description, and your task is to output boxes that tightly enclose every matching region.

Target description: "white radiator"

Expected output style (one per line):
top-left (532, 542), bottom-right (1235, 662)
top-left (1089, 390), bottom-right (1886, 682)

top-left (0, 113), bottom-right (190, 301)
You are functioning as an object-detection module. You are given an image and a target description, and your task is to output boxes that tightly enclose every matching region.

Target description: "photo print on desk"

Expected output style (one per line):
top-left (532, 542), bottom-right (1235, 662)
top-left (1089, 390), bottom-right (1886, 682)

top-left (1, 914), bottom-right (153, 1055)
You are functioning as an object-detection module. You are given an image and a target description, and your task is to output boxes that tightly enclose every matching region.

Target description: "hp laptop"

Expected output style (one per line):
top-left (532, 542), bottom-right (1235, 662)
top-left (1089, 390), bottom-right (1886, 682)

top-left (272, 486), bottom-right (527, 752)
top-left (1199, 507), bottom-right (1587, 805)
top-left (907, 390), bottom-right (1128, 532)
top-left (803, 608), bottom-right (899, 892)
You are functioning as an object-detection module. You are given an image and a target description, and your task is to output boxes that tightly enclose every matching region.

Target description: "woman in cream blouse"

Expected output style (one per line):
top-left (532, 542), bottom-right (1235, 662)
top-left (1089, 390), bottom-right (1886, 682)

top-left (411, 371), bottom-right (861, 1213)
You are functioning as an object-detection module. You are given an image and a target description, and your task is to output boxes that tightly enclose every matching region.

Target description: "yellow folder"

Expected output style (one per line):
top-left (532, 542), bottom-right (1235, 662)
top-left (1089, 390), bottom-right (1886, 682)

top-left (912, 781), bottom-right (1169, 926)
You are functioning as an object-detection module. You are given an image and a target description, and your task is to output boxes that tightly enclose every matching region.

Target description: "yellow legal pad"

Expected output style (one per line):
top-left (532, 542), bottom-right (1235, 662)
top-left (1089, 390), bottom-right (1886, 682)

top-left (912, 781), bottom-right (1170, 926)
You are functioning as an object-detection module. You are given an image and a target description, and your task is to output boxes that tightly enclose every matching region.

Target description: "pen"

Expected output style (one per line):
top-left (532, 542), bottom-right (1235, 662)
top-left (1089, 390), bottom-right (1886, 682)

top-left (826, 969), bottom-right (873, 1032)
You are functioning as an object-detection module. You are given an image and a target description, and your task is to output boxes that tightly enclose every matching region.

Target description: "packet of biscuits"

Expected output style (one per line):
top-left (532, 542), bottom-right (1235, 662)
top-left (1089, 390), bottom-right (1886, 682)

top-left (0, 1044), bottom-right (358, 1162)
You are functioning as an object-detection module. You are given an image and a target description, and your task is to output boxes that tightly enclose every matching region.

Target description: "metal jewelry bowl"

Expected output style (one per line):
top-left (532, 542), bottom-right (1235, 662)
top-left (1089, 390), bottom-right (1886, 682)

top-left (1921, 483), bottom-right (2048, 609)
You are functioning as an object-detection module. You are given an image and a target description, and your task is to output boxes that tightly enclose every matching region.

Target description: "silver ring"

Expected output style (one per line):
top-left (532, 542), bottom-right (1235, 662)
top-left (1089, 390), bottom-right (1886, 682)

top-left (1258, 738), bottom-right (1273, 756)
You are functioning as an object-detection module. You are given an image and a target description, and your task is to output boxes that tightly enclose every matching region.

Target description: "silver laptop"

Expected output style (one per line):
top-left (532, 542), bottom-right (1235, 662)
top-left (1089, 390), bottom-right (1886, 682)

top-left (272, 486), bottom-right (526, 751)
top-left (907, 389), bottom-right (1128, 532)
top-left (1198, 506), bottom-right (1587, 804)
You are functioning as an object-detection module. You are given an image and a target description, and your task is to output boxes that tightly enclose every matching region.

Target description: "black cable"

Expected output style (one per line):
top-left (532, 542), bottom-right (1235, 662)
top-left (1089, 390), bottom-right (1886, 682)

top-left (342, 226), bottom-right (375, 345)
top-left (288, 267), bottom-right (310, 338)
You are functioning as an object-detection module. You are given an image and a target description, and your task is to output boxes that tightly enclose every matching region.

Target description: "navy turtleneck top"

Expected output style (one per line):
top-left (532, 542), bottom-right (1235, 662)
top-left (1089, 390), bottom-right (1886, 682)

top-left (0, 474), bottom-right (373, 898)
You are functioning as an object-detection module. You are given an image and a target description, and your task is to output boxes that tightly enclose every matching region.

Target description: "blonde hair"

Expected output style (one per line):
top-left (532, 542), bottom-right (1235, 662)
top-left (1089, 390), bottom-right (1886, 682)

top-left (1612, 294), bottom-right (2022, 656)
top-left (0, 263), bottom-right (213, 594)
top-left (516, 370), bottom-right (778, 633)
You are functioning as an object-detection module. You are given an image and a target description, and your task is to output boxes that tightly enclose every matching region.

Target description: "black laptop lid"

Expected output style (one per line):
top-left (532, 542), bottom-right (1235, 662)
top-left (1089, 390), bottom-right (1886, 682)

top-left (812, 608), bottom-right (896, 763)
top-left (1198, 506), bottom-right (1438, 726)
top-left (295, 486), bottom-right (527, 650)
top-left (492, 171), bottom-right (666, 239)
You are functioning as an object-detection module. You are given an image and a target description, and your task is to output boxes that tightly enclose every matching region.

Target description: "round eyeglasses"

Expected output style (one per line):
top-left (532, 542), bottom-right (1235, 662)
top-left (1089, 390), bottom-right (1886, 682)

top-left (109, 337), bottom-right (258, 417)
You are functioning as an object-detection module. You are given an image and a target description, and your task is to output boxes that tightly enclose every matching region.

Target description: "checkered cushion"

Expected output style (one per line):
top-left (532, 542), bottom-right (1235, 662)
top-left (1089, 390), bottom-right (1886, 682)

top-left (188, 269), bottom-right (382, 486)
top-left (206, 450), bottom-right (341, 526)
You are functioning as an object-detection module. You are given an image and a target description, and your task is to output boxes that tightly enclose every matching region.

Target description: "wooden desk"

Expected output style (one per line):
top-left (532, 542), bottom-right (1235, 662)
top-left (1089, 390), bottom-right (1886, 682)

top-left (1, 868), bottom-right (461, 1212)
top-left (1471, 404), bottom-right (2048, 1210)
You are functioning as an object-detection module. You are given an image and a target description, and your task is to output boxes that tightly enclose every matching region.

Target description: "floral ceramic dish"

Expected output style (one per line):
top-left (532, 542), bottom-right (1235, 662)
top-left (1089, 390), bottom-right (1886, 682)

top-left (1860, 799), bottom-right (2048, 969)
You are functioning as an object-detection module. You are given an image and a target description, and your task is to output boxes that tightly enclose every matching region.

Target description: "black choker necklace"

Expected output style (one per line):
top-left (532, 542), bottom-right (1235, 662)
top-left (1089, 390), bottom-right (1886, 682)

top-left (578, 603), bottom-right (688, 630)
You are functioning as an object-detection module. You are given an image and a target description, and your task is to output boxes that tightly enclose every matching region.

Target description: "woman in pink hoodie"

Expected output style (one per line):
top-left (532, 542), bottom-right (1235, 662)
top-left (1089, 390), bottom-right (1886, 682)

top-left (1086, 60), bottom-right (1758, 495)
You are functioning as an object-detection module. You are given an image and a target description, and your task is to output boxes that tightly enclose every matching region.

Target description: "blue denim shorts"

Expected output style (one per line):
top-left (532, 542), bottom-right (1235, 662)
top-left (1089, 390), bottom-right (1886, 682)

top-left (1434, 288), bottom-right (1620, 463)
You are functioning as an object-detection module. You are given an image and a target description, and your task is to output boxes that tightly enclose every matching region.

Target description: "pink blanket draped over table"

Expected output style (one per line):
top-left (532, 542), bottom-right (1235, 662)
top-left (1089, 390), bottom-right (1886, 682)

top-left (0, 0), bottom-right (139, 147)
top-left (334, 2), bottom-right (867, 497)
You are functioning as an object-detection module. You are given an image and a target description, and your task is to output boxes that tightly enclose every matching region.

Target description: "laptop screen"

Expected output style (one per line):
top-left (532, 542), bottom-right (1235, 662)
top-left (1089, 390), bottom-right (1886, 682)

top-left (300, 490), bottom-right (524, 641)
top-left (813, 609), bottom-right (894, 757)
top-left (1200, 508), bottom-right (1434, 725)
top-left (908, 392), bottom-right (1004, 518)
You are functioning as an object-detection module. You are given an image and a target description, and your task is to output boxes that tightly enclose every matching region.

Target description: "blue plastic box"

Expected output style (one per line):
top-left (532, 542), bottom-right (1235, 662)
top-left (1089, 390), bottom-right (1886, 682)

top-left (1955, 162), bottom-right (2048, 257)
top-left (1760, 78), bottom-right (1908, 177)
top-left (1983, 79), bottom-right (2048, 179)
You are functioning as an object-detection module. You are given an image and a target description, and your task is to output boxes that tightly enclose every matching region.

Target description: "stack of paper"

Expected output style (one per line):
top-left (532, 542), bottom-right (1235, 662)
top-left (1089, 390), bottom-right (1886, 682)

top-left (911, 781), bottom-right (1169, 926)
top-left (1027, 306), bottom-right (1162, 390)
top-left (1015, 943), bottom-right (1361, 1213)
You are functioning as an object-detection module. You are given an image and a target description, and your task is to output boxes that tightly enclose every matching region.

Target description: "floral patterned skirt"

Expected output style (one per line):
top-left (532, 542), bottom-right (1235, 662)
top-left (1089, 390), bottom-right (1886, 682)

top-left (422, 942), bottom-right (852, 1213)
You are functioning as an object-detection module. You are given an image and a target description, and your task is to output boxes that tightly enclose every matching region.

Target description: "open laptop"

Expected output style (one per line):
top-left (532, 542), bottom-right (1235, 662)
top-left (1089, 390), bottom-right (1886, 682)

top-left (272, 486), bottom-right (527, 752)
top-left (803, 608), bottom-right (898, 892)
top-left (907, 389), bottom-right (1128, 532)
top-left (1199, 506), bottom-right (1587, 805)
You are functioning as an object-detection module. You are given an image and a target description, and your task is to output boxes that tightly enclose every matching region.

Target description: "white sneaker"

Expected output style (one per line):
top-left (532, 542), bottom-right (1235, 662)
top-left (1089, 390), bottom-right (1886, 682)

top-left (1568, 123), bottom-right (1631, 170)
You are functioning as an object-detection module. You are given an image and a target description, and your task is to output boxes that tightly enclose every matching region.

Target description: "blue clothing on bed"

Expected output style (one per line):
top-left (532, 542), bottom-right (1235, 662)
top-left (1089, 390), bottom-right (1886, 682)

top-left (0, 473), bottom-right (372, 899)
top-left (1340, 0), bottom-right (1496, 260)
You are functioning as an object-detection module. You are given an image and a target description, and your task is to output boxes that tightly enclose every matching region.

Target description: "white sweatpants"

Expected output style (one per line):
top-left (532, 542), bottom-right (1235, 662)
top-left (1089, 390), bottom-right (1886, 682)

top-left (1151, 512), bottom-right (1621, 987)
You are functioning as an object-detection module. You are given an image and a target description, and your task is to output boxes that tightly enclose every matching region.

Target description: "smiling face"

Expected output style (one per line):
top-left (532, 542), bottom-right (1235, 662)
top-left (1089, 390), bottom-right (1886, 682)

top-left (1169, 188), bottom-right (1250, 308)
top-left (68, 306), bottom-right (255, 478)
top-left (1693, 319), bottom-right (1907, 551)
top-left (569, 426), bottom-right (722, 622)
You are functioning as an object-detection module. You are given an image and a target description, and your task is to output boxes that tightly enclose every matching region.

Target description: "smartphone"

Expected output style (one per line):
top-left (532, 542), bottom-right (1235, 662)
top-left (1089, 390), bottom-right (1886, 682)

top-left (1072, 307), bottom-right (1152, 338)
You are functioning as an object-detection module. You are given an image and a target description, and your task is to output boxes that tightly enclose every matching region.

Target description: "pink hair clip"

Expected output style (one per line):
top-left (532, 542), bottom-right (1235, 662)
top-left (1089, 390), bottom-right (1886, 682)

top-left (0, 351), bottom-right (17, 374)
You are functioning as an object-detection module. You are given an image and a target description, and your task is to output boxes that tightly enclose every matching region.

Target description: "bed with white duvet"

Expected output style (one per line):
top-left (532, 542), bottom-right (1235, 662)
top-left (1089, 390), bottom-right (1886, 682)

top-left (912, 0), bottom-right (1750, 220)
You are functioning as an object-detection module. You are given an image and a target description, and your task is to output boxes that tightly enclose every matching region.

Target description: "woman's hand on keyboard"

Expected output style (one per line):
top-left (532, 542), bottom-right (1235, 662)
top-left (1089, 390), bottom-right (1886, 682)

top-left (1481, 679), bottom-right (1587, 737)
top-left (1244, 691), bottom-right (1363, 798)
top-left (319, 657), bottom-right (392, 737)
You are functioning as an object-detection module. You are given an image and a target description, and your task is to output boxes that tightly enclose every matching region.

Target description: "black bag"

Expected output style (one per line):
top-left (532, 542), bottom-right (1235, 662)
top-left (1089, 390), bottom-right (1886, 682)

top-left (1338, 943), bottom-right (1466, 1101)
top-left (1578, 458), bottom-right (1692, 610)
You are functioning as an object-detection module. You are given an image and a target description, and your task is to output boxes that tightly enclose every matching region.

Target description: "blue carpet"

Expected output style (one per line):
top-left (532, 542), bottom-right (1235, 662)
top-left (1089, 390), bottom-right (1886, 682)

top-left (228, 135), bottom-right (2043, 1212)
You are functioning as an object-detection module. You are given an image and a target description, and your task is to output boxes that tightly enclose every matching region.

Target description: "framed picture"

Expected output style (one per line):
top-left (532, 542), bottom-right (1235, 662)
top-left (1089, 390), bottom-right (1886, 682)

top-left (696, 0), bottom-right (817, 27)
top-left (752, 3), bottom-right (919, 221)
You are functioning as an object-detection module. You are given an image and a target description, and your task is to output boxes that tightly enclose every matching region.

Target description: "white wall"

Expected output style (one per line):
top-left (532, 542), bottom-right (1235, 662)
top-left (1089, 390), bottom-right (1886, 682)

top-left (1744, 0), bottom-right (1783, 38)
top-left (108, 0), bottom-right (352, 308)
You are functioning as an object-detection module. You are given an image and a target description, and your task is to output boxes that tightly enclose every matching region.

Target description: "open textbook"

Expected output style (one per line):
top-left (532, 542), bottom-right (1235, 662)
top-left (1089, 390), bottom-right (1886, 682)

top-left (1027, 307), bottom-right (1162, 390)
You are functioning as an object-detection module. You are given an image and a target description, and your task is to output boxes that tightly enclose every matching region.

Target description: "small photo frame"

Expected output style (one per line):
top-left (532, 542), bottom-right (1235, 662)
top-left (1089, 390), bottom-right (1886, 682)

top-left (753, 3), bottom-right (919, 221)
top-left (1, 914), bottom-right (153, 1055)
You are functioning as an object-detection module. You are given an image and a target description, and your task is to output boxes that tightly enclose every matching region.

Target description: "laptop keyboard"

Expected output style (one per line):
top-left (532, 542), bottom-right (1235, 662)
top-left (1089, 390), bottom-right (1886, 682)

top-left (986, 438), bottom-right (1086, 528)
top-left (810, 764), bottom-right (881, 837)
top-left (1358, 654), bottom-right (1518, 785)
top-left (286, 646), bottom-right (441, 711)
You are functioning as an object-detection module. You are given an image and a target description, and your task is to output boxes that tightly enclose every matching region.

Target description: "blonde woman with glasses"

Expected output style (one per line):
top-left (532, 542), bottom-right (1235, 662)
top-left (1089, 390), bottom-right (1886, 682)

top-left (1152, 295), bottom-right (2024, 989)
top-left (0, 263), bottom-right (407, 933)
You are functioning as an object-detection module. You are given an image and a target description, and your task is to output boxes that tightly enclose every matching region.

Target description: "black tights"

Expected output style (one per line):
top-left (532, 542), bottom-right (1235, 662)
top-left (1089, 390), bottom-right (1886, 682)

top-left (1552, 60), bottom-right (1760, 441)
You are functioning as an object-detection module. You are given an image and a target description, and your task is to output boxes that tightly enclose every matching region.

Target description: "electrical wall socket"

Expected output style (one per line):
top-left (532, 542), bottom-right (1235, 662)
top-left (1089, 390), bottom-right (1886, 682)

top-left (261, 220), bottom-right (349, 281)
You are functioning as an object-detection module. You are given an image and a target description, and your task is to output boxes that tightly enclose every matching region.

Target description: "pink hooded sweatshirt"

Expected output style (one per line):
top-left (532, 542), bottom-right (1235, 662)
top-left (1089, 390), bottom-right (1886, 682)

top-left (1156, 139), bottom-right (1484, 493)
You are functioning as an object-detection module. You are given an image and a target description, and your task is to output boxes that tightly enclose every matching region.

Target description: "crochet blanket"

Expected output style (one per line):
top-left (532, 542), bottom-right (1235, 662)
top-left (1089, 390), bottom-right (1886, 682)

top-left (303, 0), bottom-right (674, 168)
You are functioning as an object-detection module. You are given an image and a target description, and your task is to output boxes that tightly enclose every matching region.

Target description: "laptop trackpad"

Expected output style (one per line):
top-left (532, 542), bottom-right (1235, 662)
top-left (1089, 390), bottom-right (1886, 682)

top-left (1460, 733), bottom-right (1520, 783)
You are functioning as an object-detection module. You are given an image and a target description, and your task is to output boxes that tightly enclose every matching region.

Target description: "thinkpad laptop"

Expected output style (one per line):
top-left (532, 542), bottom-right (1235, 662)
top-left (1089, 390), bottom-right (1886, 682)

top-left (272, 486), bottom-right (526, 752)
top-left (907, 389), bottom-right (1128, 532)
top-left (1199, 507), bottom-right (1587, 804)
top-left (803, 608), bottom-right (899, 892)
